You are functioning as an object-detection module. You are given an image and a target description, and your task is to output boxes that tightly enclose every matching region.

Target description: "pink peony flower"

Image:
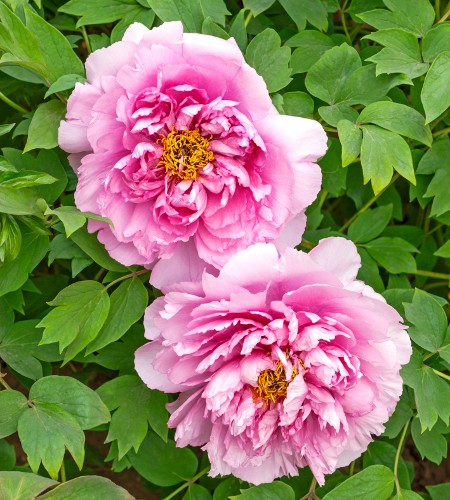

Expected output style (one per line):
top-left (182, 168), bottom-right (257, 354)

top-left (58, 22), bottom-right (326, 281)
top-left (135, 237), bottom-right (411, 485)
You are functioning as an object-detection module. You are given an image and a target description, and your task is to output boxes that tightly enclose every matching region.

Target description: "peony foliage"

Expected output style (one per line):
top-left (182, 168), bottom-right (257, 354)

top-left (0, 0), bottom-right (449, 499)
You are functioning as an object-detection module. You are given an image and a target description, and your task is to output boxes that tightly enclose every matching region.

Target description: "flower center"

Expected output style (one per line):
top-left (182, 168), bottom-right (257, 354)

top-left (252, 361), bottom-right (298, 405)
top-left (157, 127), bottom-right (214, 180)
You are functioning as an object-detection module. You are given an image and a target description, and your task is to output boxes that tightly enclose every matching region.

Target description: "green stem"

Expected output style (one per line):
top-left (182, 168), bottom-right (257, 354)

top-left (349, 460), bottom-right (355, 476)
top-left (339, 173), bottom-right (400, 232)
top-left (340, 10), bottom-right (352, 44)
top-left (0, 372), bottom-right (12, 390)
top-left (436, 0), bottom-right (441, 18)
top-left (300, 239), bottom-right (316, 250)
top-left (432, 368), bottom-right (450, 382)
top-left (105, 268), bottom-right (149, 290)
top-left (414, 269), bottom-right (450, 280)
top-left (433, 126), bottom-right (450, 138)
top-left (423, 352), bottom-right (435, 361)
top-left (300, 477), bottom-right (317, 500)
top-left (318, 189), bottom-right (328, 208)
top-left (394, 419), bottom-right (411, 496)
top-left (438, 5), bottom-right (450, 22)
top-left (60, 461), bottom-right (66, 483)
top-left (162, 467), bottom-right (210, 500)
top-left (0, 90), bottom-right (28, 114)
top-left (423, 281), bottom-right (449, 291)
top-left (81, 26), bottom-right (92, 54)
top-left (244, 11), bottom-right (253, 27)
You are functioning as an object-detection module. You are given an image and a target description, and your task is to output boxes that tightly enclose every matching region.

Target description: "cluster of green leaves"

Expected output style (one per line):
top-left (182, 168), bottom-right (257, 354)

top-left (0, 0), bottom-right (449, 498)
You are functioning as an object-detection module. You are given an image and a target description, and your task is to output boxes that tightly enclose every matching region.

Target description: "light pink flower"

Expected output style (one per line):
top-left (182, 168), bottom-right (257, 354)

top-left (58, 22), bottom-right (326, 281)
top-left (135, 238), bottom-right (411, 485)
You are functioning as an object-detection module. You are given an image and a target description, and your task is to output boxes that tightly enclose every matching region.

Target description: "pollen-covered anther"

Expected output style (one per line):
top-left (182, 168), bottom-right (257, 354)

top-left (252, 361), bottom-right (299, 405)
top-left (157, 127), bottom-right (214, 180)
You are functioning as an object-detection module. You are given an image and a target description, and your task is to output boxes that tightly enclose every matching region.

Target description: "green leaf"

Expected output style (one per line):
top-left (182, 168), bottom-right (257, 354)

top-left (365, 29), bottom-right (428, 79)
top-left (306, 44), bottom-right (361, 105)
top-left (0, 123), bottom-right (15, 137)
top-left (246, 29), bottom-right (291, 93)
top-left (0, 439), bottom-right (15, 470)
top-left (365, 236), bottom-right (417, 273)
top-left (60, 0), bottom-right (144, 27)
top-left (288, 31), bottom-right (335, 74)
top-left (213, 478), bottom-right (242, 500)
top-left (199, 0), bottom-right (230, 26)
top-left (402, 348), bottom-right (450, 430)
top-left (337, 119), bottom-right (362, 166)
top-left (0, 320), bottom-right (45, 380)
top-left (382, 391), bottom-right (413, 439)
top-left (322, 465), bottom-right (394, 500)
top-left (0, 390), bottom-right (28, 439)
top-left (360, 125), bottom-right (415, 193)
top-left (242, 0), bottom-right (275, 17)
top-left (18, 403), bottom-right (85, 479)
top-left (85, 278), bottom-right (147, 354)
top-left (30, 376), bottom-right (110, 430)
top-left (404, 288), bottom-right (447, 352)
top-left (348, 205), bottom-right (392, 243)
top-left (202, 17), bottom-right (229, 39)
top-left (0, 472), bottom-right (57, 500)
top-left (44, 74), bottom-right (86, 99)
top-left (183, 483), bottom-right (212, 500)
top-left (357, 0), bottom-right (435, 37)
top-left (423, 168), bottom-right (450, 217)
top-left (231, 481), bottom-right (295, 499)
top-left (281, 92), bottom-right (314, 118)
top-left (319, 104), bottom-right (359, 127)
top-left (363, 441), bottom-right (410, 489)
top-left (128, 432), bottom-right (198, 487)
top-left (0, 228), bottom-right (48, 297)
top-left (43, 205), bottom-right (86, 237)
top-left (0, 186), bottom-right (39, 215)
top-left (24, 100), bottom-right (66, 152)
top-left (421, 51), bottom-right (450, 124)
top-left (422, 23), bottom-right (450, 63)
top-left (357, 247), bottom-right (384, 293)
top-left (23, 7), bottom-right (85, 83)
top-left (411, 416), bottom-right (448, 464)
top-left (279, 0), bottom-right (328, 31)
top-left (427, 483), bottom-right (450, 500)
top-left (359, 101), bottom-right (432, 146)
top-left (37, 281), bottom-right (110, 363)
top-left (38, 475), bottom-right (134, 499)
top-left (229, 10), bottom-right (247, 52)
top-left (0, 170), bottom-right (57, 189)
top-left (0, 214), bottom-right (22, 263)
top-left (70, 226), bottom-right (128, 273)
top-left (435, 239), bottom-right (450, 258)
top-left (98, 375), bottom-right (167, 458)
top-left (392, 490), bottom-right (423, 500)
top-left (110, 8), bottom-right (155, 44)
top-left (146, 0), bottom-right (203, 32)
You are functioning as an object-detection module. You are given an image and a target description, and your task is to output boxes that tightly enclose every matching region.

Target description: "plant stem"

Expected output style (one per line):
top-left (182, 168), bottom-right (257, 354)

top-left (0, 90), bottom-right (28, 114)
top-left (162, 467), bottom-right (210, 500)
top-left (349, 460), bottom-right (355, 476)
top-left (433, 126), bottom-right (450, 138)
top-left (340, 10), bottom-right (352, 44)
top-left (60, 461), bottom-right (66, 482)
top-left (438, 6), bottom-right (450, 22)
top-left (394, 418), bottom-right (411, 496)
top-left (105, 268), bottom-right (149, 290)
top-left (80, 26), bottom-right (92, 54)
top-left (0, 372), bottom-right (12, 390)
top-left (300, 477), bottom-right (317, 500)
top-left (435, 0), bottom-right (441, 18)
top-left (300, 239), bottom-right (316, 250)
top-left (432, 368), bottom-right (450, 382)
top-left (414, 269), bottom-right (450, 280)
top-left (339, 173), bottom-right (400, 232)
top-left (244, 11), bottom-right (253, 27)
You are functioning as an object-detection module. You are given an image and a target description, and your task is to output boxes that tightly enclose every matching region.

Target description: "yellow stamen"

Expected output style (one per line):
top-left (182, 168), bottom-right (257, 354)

top-left (252, 361), bottom-right (299, 405)
top-left (157, 127), bottom-right (214, 180)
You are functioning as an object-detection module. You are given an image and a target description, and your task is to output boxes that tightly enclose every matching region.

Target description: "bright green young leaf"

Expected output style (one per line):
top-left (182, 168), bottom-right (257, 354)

top-left (423, 168), bottom-right (450, 217)
top-left (393, 490), bottom-right (423, 500)
top-left (70, 226), bottom-right (128, 273)
top-left (128, 432), bottom-right (198, 487)
top-left (365, 236), bottom-right (417, 273)
top-left (44, 74), bottom-right (86, 99)
top-left (30, 376), bottom-right (110, 430)
top-left (0, 186), bottom-right (39, 215)
top-left (24, 100), bottom-right (66, 152)
top-left (337, 119), bottom-right (362, 166)
top-left (242, 0), bottom-right (275, 17)
top-left (348, 205), bottom-right (392, 243)
top-left (44, 205), bottom-right (86, 237)
top-left (60, 0), bottom-right (145, 27)
top-left (322, 465), bottom-right (394, 500)
top-left (279, 0), bottom-right (328, 31)
top-left (0, 124), bottom-right (15, 137)
top-left (0, 229), bottom-right (48, 297)
top-left (359, 101), bottom-right (432, 146)
top-left (422, 23), bottom-right (450, 62)
top-left (246, 29), bottom-right (291, 93)
top-left (231, 481), bottom-right (295, 500)
top-left (281, 92), bottom-right (314, 118)
top-left (287, 31), bottom-right (334, 74)
top-left (85, 278), bottom-right (148, 354)
top-left (435, 239), bottom-right (450, 258)
top-left (0, 320), bottom-right (45, 380)
top-left (421, 51), bottom-right (450, 123)
top-left (402, 349), bottom-right (450, 430)
top-left (37, 281), bottom-right (110, 363)
top-left (97, 375), bottom-right (168, 457)
top-left (38, 476), bottom-right (134, 499)
top-left (363, 442), bottom-right (410, 489)
top-left (306, 44), bottom-right (361, 105)
top-left (360, 125), bottom-right (415, 193)
top-left (427, 483), bottom-right (450, 500)
top-left (404, 288), bottom-right (448, 352)
top-left (0, 472), bottom-right (57, 500)
top-left (18, 403), bottom-right (85, 479)
top-left (0, 214), bottom-right (22, 263)
top-left (0, 170), bottom-right (56, 189)
top-left (357, 0), bottom-right (435, 37)
top-left (0, 390), bottom-right (28, 439)
top-left (411, 416), bottom-right (448, 464)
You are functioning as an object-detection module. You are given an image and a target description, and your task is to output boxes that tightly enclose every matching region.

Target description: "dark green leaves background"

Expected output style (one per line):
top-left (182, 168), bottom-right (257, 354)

top-left (0, 0), bottom-right (449, 498)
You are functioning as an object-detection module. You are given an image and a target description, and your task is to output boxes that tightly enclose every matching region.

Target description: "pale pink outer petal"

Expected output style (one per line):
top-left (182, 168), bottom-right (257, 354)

top-left (309, 237), bottom-right (362, 287)
top-left (123, 21), bottom-right (183, 46)
top-left (273, 212), bottom-right (306, 252)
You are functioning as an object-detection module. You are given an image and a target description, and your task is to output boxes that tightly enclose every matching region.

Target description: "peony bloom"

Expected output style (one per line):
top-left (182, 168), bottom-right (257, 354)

top-left (58, 22), bottom-right (326, 282)
top-left (135, 238), bottom-right (411, 485)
